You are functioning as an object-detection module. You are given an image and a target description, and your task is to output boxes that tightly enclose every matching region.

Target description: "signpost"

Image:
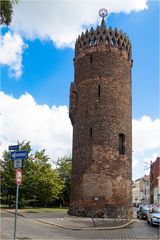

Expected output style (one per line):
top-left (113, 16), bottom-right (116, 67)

top-left (9, 145), bottom-right (19, 151)
top-left (16, 168), bottom-right (22, 185)
top-left (14, 169), bottom-right (22, 240)
top-left (14, 159), bottom-right (23, 169)
top-left (10, 150), bottom-right (28, 160)
top-left (9, 145), bottom-right (27, 240)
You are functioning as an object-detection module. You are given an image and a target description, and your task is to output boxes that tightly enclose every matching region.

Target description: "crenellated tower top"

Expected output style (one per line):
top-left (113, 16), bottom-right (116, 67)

top-left (75, 9), bottom-right (132, 59)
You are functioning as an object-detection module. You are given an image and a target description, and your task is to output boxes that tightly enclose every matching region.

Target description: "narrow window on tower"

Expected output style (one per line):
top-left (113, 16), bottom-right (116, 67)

top-left (90, 54), bottom-right (93, 63)
top-left (119, 133), bottom-right (125, 155)
top-left (90, 127), bottom-right (93, 138)
top-left (85, 109), bottom-right (88, 118)
top-left (98, 84), bottom-right (101, 97)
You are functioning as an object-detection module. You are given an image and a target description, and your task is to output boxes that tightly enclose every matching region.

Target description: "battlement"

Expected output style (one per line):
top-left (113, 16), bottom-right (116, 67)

top-left (75, 19), bottom-right (132, 59)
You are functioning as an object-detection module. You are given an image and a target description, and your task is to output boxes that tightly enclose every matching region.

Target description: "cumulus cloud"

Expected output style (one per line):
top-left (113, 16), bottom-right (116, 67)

top-left (1, 1), bottom-right (148, 77)
top-left (132, 152), bottom-right (159, 180)
top-left (133, 116), bottom-right (160, 154)
top-left (1, 92), bottom-right (159, 179)
top-left (0, 32), bottom-right (26, 78)
top-left (0, 92), bottom-right (72, 162)
top-left (11, 0), bottom-right (148, 48)
top-left (132, 116), bottom-right (160, 179)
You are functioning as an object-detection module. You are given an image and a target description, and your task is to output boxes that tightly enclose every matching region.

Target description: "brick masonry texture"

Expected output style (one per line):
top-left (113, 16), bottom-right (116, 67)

top-left (69, 22), bottom-right (133, 218)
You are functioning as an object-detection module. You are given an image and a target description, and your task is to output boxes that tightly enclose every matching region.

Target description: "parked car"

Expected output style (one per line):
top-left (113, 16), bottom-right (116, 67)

top-left (147, 207), bottom-right (160, 226)
top-left (137, 205), bottom-right (149, 219)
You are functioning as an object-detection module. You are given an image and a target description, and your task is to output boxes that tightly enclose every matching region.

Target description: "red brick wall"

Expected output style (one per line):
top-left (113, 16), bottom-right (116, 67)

top-left (150, 157), bottom-right (160, 188)
top-left (69, 31), bottom-right (132, 218)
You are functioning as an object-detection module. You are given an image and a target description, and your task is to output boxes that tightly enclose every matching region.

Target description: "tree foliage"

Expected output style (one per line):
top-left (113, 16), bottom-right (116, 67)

top-left (0, 0), bottom-right (18, 26)
top-left (56, 156), bottom-right (72, 206)
top-left (0, 141), bottom-right (64, 207)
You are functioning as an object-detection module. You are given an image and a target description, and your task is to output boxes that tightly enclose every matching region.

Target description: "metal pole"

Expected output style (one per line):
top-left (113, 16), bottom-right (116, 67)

top-left (14, 184), bottom-right (19, 240)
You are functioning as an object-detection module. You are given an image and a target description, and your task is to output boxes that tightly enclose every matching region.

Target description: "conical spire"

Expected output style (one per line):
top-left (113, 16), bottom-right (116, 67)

top-left (99, 8), bottom-right (108, 28)
top-left (75, 8), bottom-right (131, 59)
top-left (100, 17), bottom-right (106, 29)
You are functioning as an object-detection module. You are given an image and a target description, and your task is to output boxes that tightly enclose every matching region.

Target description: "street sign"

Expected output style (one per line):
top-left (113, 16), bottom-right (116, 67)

top-left (14, 159), bottom-right (23, 169)
top-left (9, 145), bottom-right (19, 151)
top-left (16, 169), bottom-right (22, 185)
top-left (10, 150), bottom-right (28, 160)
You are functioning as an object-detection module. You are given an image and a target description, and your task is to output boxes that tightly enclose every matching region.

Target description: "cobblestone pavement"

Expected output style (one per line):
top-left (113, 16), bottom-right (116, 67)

top-left (1, 211), bottom-right (159, 240)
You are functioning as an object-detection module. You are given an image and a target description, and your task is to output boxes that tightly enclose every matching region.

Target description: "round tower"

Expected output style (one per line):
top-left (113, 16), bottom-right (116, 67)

top-left (69, 13), bottom-right (133, 218)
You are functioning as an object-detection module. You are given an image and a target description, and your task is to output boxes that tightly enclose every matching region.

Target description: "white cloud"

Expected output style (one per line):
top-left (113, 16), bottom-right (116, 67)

top-left (132, 152), bottom-right (159, 180)
top-left (1, 0), bottom-right (148, 77)
top-left (132, 116), bottom-right (160, 180)
top-left (0, 92), bottom-right (72, 162)
top-left (1, 92), bottom-right (159, 179)
top-left (133, 116), bottom-right (160, 154)
top-left (0, 32), bottom-right (26, 78)
top-left (11, 0), bottom-right (148, 48)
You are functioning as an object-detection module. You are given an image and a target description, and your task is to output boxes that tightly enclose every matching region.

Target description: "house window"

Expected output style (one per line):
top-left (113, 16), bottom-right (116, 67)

top-left (119, 133), bottom-right (125, 155)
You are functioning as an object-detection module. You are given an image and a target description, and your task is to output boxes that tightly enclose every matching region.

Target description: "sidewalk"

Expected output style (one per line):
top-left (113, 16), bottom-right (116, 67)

top-left (2, 209), bottom-right (136, 230)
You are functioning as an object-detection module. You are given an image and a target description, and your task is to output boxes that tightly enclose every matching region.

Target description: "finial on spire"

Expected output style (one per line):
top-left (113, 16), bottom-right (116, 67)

top-left (99, 8), bottom-right (108, 19)
top-left (99, 8), bottom-right (108, 28)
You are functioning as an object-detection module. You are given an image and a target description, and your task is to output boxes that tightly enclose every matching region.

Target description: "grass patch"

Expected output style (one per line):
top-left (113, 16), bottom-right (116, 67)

top-left (0, 204), bottom-right (9, 208)
top-left (21, 208), bottom-right (68, 213)
top-left (0, 205), bottom-right (68, 213)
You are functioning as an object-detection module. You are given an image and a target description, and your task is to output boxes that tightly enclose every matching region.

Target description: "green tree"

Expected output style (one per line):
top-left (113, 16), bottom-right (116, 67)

top-left (0, 141), bottom-right (32, 207)
top-left (0, 0), bottom-right (19, 25)
top-left (0, 141), bottom-right (64, 208)
top-left (22, 149), bottom-right (64, 207)
top-left (0, 151), bottom-right (16, 207)
top-left (56, 156), bottom-right (72, 206)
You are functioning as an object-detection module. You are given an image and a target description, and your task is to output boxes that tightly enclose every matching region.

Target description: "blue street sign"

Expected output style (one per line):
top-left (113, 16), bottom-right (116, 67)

top-left (9, 145), bottom-right (19, 151)
top-left (10, 150), bottom-right (28, 160)
top-left (14, 159), bottom-right (23, 168)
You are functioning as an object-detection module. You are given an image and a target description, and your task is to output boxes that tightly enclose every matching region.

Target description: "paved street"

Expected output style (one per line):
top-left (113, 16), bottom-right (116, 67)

top-left (1, 211), bottom-right (159, 240)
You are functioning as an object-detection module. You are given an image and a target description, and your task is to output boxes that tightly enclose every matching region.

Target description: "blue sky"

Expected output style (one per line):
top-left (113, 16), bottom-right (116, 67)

top-left (1, 0), bottom-right (159, 118)
top-left (0, 0), bottom-right (159, 180)
top-left (2, 43), bottom-right (74, 106)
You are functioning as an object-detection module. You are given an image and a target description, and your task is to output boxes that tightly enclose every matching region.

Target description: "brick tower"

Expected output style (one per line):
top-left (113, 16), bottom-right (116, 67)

top-left (69, 12), bottom-right (133, 218)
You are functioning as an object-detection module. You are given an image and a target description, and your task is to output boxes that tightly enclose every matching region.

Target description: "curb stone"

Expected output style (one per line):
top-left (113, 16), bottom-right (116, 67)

top-left (1, 209), bottom-right (137, 231)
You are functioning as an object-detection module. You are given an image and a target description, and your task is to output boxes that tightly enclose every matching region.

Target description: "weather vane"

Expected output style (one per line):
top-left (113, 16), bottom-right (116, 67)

top-left (99, 8), bottom-right (108, 19)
